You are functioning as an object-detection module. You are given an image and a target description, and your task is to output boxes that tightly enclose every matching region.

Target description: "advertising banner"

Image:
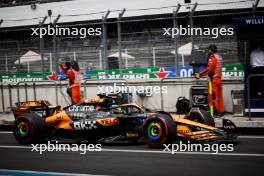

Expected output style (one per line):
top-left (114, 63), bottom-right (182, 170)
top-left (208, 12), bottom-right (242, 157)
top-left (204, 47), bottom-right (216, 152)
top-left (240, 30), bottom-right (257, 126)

top-left (0, 65), bottom-right (244, 83)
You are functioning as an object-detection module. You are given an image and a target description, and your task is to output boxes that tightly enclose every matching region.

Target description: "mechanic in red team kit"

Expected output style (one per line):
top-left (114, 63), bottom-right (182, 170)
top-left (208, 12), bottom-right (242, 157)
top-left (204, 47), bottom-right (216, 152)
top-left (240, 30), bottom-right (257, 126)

top-left (195, 45), bottom-right (224, 116)
top-left (59, 59), bottom-right (83, 104)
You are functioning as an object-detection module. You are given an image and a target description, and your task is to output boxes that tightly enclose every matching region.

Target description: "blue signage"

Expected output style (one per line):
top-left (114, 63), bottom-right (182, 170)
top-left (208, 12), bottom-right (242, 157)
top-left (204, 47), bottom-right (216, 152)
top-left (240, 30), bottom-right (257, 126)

top-left (233, 16), bottom-right (264, 27)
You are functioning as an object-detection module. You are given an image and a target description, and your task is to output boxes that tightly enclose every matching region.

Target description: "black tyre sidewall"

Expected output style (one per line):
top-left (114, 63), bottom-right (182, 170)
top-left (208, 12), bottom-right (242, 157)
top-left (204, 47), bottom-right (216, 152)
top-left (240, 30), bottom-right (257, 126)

top-left (13, 113), bottom-right (45, 144)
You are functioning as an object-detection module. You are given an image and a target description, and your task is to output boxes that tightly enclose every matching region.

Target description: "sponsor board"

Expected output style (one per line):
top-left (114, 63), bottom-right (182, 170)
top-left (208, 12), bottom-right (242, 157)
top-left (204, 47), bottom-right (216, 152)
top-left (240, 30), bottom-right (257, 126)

top-left (0, 65), bottom-right (244, 83)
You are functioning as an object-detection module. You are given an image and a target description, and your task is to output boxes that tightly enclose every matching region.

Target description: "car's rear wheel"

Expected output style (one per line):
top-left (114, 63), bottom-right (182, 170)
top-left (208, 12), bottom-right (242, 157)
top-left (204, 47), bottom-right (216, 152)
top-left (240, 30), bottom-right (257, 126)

top-left (143, 114), bottom-right (176, 147)
top-left (13, 113), bottom-right (45, 144)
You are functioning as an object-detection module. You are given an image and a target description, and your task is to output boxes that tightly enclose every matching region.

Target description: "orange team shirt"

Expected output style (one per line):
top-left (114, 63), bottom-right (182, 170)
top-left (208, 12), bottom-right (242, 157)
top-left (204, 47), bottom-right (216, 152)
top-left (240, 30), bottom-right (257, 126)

top-left (59, 65), bottom-right (75, 86)
top-left (200, 54), bottom-right (218, 78)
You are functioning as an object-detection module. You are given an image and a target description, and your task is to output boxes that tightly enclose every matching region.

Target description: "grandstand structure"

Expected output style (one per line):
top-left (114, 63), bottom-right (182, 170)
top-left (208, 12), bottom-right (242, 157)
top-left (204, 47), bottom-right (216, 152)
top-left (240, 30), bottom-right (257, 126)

top-left (0, 0), bottom-right (263, 73)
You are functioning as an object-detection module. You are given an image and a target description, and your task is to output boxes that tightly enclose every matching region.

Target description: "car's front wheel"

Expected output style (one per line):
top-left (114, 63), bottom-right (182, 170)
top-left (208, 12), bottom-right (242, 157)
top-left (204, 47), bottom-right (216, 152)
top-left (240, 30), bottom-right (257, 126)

top-left (143, 114), bottom-right (176, 148)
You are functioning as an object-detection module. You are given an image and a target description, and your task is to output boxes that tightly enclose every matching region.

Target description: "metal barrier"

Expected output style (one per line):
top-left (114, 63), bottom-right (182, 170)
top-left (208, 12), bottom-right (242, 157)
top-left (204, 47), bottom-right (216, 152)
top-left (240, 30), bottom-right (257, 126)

top-left (82, 78), bottom-right (130, 103)
top-left (58, 80), bottom-right (71, 105)
top-left (246, 74), bottom-right (264, 120)
top-left (8, 84), bottom-right (13, 110)
top-left (0, 83), bottom-right (4, 112)
top-left (16, 80), bottom-right (59, 105)
top-left (1, 78), bottom-right (128, 112)
top-left (0, 83), bottom-right (16, 112)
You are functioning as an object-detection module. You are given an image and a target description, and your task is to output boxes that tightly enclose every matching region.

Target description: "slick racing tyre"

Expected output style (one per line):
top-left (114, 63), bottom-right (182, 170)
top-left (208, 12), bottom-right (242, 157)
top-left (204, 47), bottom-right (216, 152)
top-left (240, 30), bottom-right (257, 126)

top-left (13, 113), bottom-right (45, 144)
top-left (185, 108), bottom-right (215, 127)
top-left (143, 114), bottom-right (176, 148)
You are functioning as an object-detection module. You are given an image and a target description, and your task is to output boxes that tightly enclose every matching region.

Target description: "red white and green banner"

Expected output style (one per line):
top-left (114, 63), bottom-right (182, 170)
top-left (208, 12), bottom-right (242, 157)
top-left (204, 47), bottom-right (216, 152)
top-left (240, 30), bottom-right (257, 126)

top-left (0, 65), bottom-right (244, 83)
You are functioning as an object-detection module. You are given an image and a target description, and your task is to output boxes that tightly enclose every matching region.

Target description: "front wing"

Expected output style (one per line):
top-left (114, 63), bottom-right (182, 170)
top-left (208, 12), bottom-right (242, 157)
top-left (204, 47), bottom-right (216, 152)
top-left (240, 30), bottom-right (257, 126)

top-left (172, 117), bottom-right (239, 141)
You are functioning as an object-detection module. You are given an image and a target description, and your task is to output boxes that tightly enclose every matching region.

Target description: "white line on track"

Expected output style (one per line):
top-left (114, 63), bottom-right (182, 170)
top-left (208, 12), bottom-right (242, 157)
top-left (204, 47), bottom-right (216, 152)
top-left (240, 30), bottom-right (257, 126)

top-left (0, 131), bottom-right (12, 134)
top-left (0, 145), bottom-right (264, 157)
top-left (0, 169), bottom-right (110, 176)
top-left (238, 136), bottom-right (264, 139)
top-left (101, 148), bottom-right (264, 157)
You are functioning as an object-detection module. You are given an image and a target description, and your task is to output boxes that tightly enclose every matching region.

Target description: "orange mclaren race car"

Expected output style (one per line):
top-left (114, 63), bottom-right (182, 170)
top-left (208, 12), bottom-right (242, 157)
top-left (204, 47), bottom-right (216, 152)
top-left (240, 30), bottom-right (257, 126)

top-left (11, 98), bottom-right (239, 147)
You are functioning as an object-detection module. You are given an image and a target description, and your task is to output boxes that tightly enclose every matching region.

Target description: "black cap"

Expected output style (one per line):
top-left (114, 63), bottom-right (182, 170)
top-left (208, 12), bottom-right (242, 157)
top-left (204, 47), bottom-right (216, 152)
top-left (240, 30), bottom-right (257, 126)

top-left (70, 60), bottom-right (80, 71)
top-left (65, 62), bottom-right (71, 70)
top-left (208, 44), bottom-right (217, 53)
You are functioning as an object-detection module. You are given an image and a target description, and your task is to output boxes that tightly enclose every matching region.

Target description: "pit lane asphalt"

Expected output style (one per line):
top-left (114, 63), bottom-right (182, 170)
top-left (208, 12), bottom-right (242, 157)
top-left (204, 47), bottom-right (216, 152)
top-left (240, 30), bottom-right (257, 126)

top-left (0, 132), bottom-right (264, 176)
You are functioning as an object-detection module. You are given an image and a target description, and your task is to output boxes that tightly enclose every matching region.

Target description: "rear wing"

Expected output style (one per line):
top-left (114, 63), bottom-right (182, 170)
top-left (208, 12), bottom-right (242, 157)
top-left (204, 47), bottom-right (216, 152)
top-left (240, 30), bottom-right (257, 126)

top-left (11, 100), bottom-right (52, 119)
top-left (15, 100), bottom-right (51, 107)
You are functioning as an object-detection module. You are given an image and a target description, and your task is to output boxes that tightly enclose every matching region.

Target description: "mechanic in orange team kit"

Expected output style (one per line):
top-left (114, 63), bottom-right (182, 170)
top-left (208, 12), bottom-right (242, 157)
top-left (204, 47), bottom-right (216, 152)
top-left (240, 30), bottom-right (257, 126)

top-left (59, 59), bottom-right (83, 104)
top-left (195, 45), bottom-right (224, 117)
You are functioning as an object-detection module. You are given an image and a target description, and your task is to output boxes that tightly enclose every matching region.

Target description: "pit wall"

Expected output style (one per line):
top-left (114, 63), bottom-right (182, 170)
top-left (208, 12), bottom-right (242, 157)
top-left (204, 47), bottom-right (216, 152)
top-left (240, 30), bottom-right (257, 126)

top-left (0, 77), bottom-right (243, 113)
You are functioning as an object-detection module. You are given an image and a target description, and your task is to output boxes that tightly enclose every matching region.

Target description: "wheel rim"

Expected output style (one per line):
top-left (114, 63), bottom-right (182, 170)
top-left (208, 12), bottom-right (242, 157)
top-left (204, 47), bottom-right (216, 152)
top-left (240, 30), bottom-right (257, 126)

top-left (147, 121), bottom-right (163, 140)
top-left (15, 121), bottom-right (30, 139)
top-left (144, 117), bottom-right (169, 145)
